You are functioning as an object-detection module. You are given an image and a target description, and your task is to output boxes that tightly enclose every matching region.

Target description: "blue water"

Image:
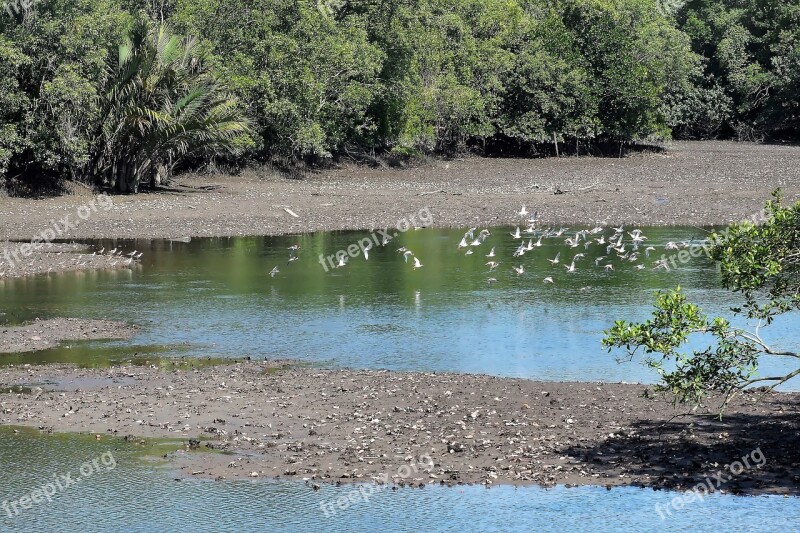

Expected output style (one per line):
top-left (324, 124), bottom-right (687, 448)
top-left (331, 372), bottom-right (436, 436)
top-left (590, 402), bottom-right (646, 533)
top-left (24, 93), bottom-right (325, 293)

top-left (0, 227), bottom-right (797, 387)
top-left (0, 429), bottom-right (797, 533)
top-left (2, 227), bottom-right (800, 531)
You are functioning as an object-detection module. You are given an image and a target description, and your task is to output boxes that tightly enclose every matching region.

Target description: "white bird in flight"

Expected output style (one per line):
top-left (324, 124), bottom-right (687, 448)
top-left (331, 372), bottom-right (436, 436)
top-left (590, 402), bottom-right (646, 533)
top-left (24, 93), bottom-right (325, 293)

top-left (413, 257), bottom-right (423, 269)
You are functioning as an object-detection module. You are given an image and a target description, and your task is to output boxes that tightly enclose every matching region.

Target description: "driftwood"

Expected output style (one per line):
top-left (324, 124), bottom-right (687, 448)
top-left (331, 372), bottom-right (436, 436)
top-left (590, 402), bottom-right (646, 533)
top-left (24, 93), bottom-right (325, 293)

top-left (553, 180), bottom-right (600, 195)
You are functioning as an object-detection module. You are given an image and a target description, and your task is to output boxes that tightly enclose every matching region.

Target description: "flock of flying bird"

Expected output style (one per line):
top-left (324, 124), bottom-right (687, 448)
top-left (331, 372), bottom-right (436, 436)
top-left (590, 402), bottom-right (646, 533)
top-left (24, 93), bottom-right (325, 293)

top-left (451, 205), bottom-right (697, 286)
top-left (270, 205), bottom-right (704, 284)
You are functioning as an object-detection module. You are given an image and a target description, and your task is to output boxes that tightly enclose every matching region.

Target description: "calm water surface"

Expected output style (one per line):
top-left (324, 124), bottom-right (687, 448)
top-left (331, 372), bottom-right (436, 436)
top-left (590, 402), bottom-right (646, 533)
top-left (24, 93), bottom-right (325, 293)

top-left (0, 227), bottom-right (797, 386)
top-left (1, 428), bottom-right (798, 533)
top-left (2, 227), bottom-right (800, 531)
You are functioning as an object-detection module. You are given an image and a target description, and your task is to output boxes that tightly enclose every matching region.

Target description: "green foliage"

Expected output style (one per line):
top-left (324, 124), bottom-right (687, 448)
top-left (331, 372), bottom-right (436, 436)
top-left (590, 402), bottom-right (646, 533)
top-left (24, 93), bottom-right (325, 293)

top-left (711, 191), bottom-right (800, 322)
top-left (563, 0), bottom-right (697, 141)
top-left (1, 0), bottom-right (798, 190)
top-left (604, 287), bottom-right (761, 406)
top-left (88, 18), bottom-right (254, 192)
top-left (0, 36), bottom-right (28, 177)
top-left (604, 194), bottom-right (800, 410)
top-left (677, 0), bottom-right (800, 139)
top-left (170, 0), bottom-right (383, 160)
top-left (1, 0), bottom-right (132, 183)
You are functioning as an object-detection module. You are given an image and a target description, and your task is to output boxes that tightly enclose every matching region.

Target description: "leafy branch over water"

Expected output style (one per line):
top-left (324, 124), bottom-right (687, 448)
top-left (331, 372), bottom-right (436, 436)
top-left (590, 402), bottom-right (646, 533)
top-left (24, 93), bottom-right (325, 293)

top-left (604, 191), bottom-right (800, 411)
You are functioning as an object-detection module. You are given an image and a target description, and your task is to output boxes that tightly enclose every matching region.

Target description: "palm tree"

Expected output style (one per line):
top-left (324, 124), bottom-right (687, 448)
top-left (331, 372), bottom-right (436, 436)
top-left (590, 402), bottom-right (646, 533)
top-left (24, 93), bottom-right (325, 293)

top-left (87, 18), bottom-right (253, 192)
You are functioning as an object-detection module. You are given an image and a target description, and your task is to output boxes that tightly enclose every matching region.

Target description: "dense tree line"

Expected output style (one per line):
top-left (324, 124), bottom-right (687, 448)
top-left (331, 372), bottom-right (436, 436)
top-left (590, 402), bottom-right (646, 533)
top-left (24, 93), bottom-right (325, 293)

top-left (672, 0), bottom-right (800, 140)
top-left (0, 0), bottom-right (798, 192)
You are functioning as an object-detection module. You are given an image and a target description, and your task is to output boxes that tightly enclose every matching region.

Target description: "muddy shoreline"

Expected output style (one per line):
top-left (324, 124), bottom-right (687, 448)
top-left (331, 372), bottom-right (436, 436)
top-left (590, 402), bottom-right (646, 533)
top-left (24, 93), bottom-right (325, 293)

top-left (0, 242), bottom-right (139, 279)
top-left (1, 141), bottom-right (798, 279)
top-left (0, 318), bottom-right (137, 353)
top-left (0, 142), bottom-right (797, 240)
top-left (1, 141), bottom-right (799, 497)
top-left (0, 362), bottom-right (797, 495)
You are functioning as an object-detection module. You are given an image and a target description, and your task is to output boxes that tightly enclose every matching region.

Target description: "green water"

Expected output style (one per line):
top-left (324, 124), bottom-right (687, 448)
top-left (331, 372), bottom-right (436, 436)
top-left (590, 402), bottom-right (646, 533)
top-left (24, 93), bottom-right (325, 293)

top-left (2, 226), bottom-right (800, 531)
top-left (0, 227), bottom-right (797, 385)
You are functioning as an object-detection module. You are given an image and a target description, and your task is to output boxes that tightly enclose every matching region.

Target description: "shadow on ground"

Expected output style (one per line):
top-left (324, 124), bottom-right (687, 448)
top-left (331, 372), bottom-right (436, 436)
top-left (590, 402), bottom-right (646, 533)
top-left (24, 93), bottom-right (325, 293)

top-left (559, 394), bottom-right (800, 495)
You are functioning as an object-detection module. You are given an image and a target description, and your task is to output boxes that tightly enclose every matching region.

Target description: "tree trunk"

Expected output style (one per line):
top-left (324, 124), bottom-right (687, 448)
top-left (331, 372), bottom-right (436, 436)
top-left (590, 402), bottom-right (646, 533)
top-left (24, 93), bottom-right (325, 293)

top-left (114, 159), bottom-right (139, 194)
top-left (115, 162), bottom-right (127, 193)
top-left (553, 132), bottom-right (559, 158)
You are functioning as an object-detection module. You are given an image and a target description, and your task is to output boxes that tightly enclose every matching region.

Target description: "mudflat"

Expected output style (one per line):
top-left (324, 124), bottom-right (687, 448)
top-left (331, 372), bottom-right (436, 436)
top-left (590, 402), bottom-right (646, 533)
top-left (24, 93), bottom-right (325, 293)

top-left (0, 318), bottom-right (137, 353)
top-left (1, 142), bottom-right (798, 496)
top-left (0, 142), bottom-right (798, 246)
top-left (2, 141), bottom-right (798, 279)
top-left (0, 362), bottom-right (796, 495)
